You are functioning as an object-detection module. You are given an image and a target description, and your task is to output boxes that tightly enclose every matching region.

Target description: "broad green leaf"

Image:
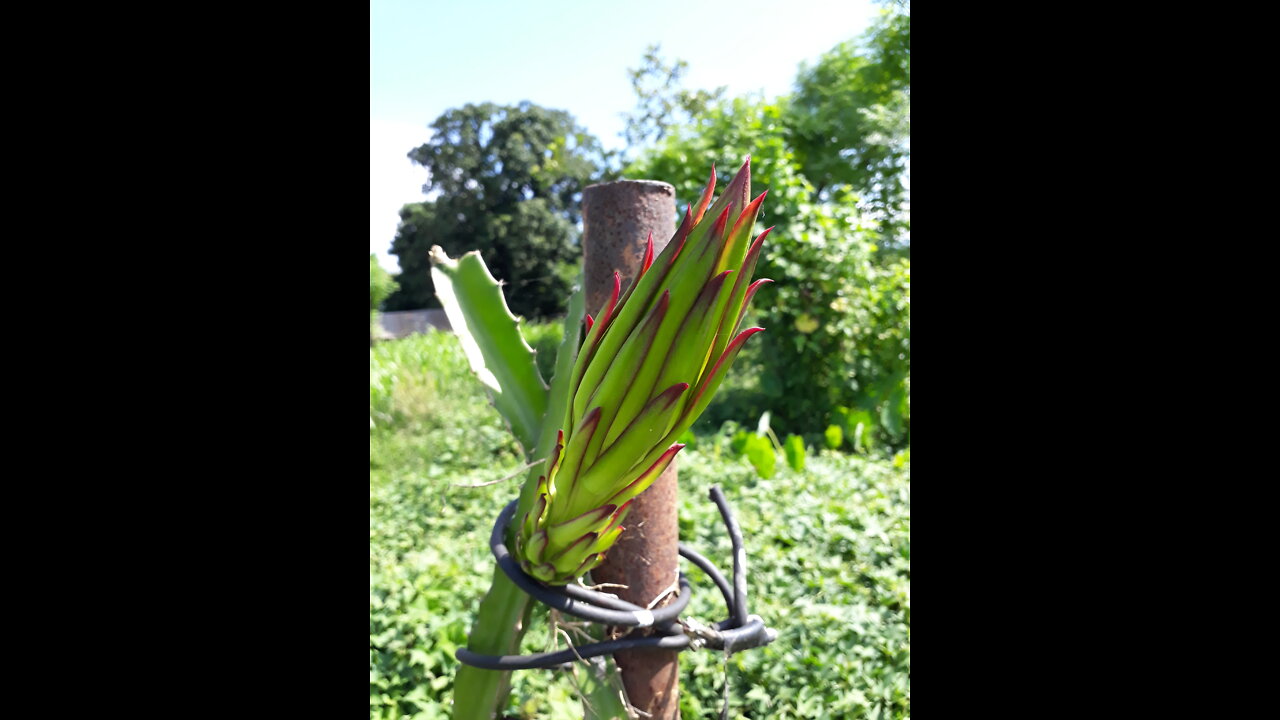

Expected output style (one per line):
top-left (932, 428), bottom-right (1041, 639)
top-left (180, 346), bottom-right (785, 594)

top-left (824, 424), bottom-right (844, 449)
top-left (784, 433), bottom-right (806, 472)
top-left (451, 285), bottom-right (586, 720)
top-left (517, 282), bottom-right (586, 520)
top-left (744, 434), bottom-right (777, 478)
top-left (429, 246), bottom-right (548, 454)
top-left (881, 380), bottom-right (908, 438)
top-left (449, 567), bottom-right (533, 720)
top-left (845, 409), bottom-right (875, 453)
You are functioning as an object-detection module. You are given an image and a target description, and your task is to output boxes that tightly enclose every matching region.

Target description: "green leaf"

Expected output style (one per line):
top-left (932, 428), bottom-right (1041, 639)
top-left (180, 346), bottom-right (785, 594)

top-left (449, 568), bottom-right (533, 720)
top-left (845, 410), bottom-right (875, 453)
top-left (744, 434), bottom-right (776, 478)
top-left (881, 380), bottom-right (908, 438)
top-left (676, 428), bottom-right (697, 448)
top-left (784, 434), bottom-right (806, 472)
top-left (824, 424), bottom-right (844, 449)
top-left (435, 255), bottom-right (584, 720)
top-left (429, 246), bottom-right (549, 454)
top-left (517, 282), bottom-right (587, 532)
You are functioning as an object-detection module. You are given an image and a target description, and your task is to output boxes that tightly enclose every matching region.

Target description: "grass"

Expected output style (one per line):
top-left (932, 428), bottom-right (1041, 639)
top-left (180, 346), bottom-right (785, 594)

top-left (370, 327), bottom-right (910, 719)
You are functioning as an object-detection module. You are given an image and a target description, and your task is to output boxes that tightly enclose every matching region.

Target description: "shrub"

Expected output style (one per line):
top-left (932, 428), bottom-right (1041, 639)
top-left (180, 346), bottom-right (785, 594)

top-left (371, 254), bottom-right (399, 337)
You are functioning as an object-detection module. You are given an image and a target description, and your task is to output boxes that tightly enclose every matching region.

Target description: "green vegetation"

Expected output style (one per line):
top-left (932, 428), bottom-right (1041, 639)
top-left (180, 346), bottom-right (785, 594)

top-left (372, 254), bottom-right (399, 336)
top-left (371, 329), bottom-right (910, 719)
top-left (372, 6), bottom-right (912, 716)
top-left (386, 103), bottom-right (613, 320)
top-left (617, 6), bottom-right (911, 441)
top-left (378, 6), bottom-right (911, 444)
top-left (788, 9), bottom-right (911, 246)
top-left (626, 102), bottom-right (910, 441)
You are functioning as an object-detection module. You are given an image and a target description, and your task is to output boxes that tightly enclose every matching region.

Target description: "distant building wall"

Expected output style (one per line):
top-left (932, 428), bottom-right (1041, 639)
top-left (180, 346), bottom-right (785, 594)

top-left (378, 309), bottom-right (451, 338)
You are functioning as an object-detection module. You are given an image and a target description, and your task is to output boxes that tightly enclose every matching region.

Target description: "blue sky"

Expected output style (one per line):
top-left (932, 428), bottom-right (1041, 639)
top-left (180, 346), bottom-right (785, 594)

top-left (371, 0), bottom-right (883, 273)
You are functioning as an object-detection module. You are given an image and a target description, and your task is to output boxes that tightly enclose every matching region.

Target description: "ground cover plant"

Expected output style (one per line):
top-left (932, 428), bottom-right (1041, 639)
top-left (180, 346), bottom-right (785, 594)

top-left (371, 327), bottom-right (910, 719)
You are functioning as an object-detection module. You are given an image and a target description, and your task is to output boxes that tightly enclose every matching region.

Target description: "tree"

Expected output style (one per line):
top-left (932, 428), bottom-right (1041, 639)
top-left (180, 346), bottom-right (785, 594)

top-left (620, 45), bottom-right (725, 156)
top-left (785, 8), bottom-right (910, 248)
top-left (385, 102), bottom-right (610, 319)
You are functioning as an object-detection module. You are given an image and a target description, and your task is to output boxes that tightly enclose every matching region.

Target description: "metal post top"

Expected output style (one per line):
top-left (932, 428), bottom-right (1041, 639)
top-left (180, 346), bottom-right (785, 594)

top-left (583, 179), bottom-right (675, 194)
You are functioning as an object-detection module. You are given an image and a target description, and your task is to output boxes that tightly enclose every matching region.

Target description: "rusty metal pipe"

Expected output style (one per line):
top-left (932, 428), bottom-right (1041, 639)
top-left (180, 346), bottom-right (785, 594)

top-left (580, 179), bottom-right (681, 720)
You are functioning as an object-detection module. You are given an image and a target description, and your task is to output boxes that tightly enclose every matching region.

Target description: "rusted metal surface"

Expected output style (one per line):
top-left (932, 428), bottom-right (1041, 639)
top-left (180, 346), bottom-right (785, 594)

top-left (581, 179), bottom-right (681, 720)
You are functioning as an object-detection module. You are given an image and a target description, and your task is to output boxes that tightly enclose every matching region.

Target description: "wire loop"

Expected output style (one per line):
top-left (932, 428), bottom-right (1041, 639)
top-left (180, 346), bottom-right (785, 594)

top-left (455, 485), bottom-right (778, 671)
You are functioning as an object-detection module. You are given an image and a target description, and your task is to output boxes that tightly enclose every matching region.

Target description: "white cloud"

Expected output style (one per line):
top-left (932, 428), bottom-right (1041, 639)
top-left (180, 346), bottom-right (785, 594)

top-left (370, 119), bottom-right (433, 274)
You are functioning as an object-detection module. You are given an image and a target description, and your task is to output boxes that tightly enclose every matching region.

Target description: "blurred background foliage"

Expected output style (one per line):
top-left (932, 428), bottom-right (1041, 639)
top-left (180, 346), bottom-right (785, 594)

top-left (371, 253), bottom-right (399, 336)
top-left (789, 9), bottom-right (910, 249)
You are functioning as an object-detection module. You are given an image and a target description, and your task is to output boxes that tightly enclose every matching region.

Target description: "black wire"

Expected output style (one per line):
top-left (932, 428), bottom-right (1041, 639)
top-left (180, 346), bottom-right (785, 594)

top-left (675, 542), bottom-right (734, 612)
top-left (489, 499), bottom-right (694, 630)
top-left (709, 486), bottom-right (750, 628)
top-left (457, 632), bottom-right (691, 671)
top-left (454, 486), bottom-right (776, 671)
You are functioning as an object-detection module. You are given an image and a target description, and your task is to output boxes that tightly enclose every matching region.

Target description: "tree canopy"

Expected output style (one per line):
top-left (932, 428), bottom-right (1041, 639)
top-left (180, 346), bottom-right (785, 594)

top-left (786, 9), bottom-right (910, 247)
top-left (618, 11), bottom-right (911, 249)
top-left (621, 44), bottom-right (726, 155)
top-left (385, 102), bottom-right (610, 319)
top-left (622, 8), bottom-right (911, 440)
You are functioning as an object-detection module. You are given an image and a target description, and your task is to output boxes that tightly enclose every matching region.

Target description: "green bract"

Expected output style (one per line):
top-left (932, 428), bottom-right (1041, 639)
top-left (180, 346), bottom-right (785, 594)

top-left (515, 158), bottom-right (773, 584)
